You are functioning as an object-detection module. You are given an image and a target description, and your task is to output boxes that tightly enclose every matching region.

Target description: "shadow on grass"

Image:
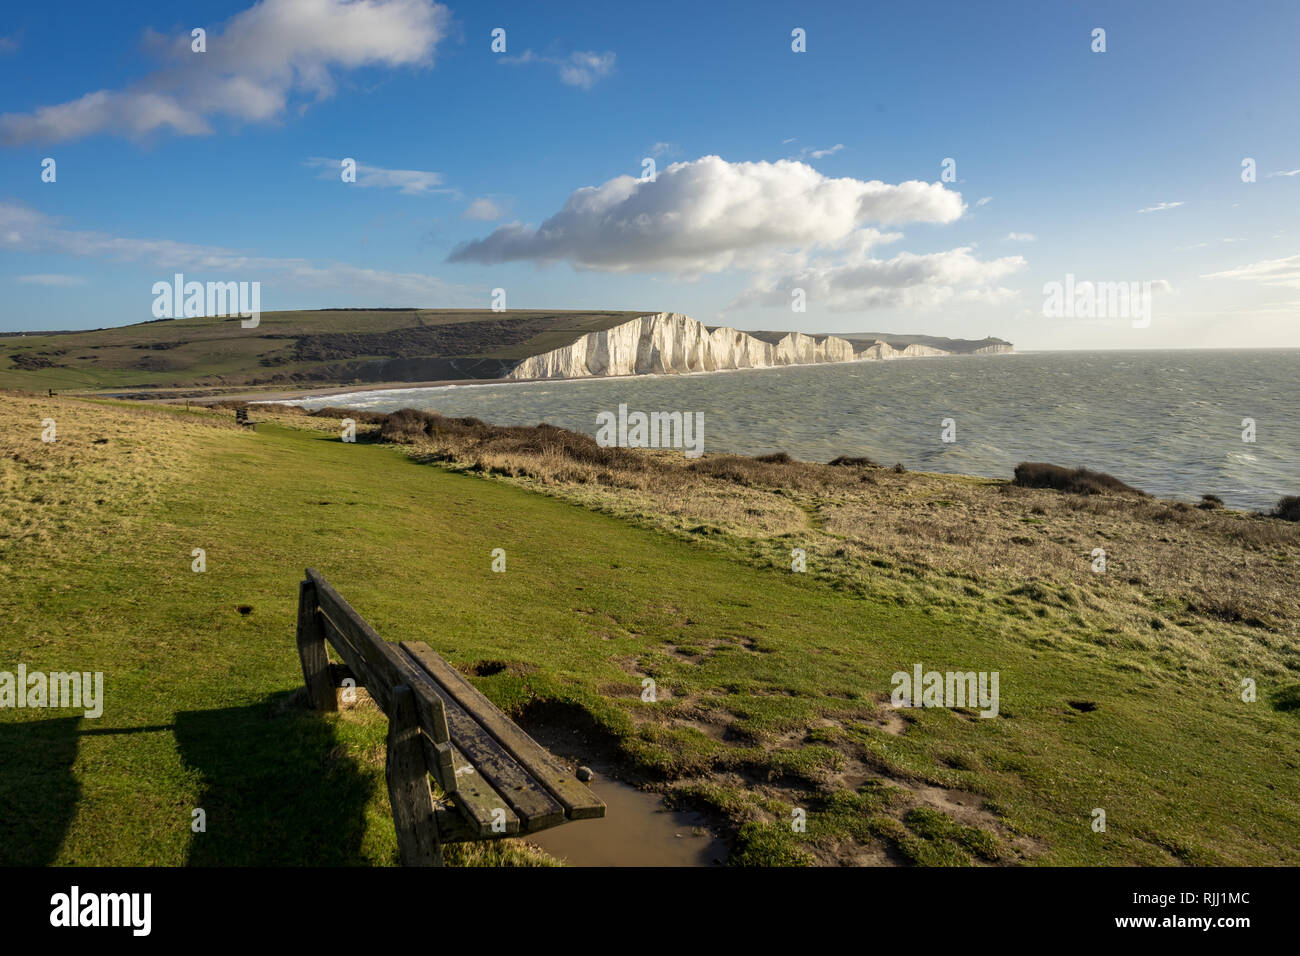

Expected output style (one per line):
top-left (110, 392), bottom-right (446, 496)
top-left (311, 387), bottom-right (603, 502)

top-left (0, 716), bottom-right (82, 865)
top-left (174, 693), bottom-right (377, 865)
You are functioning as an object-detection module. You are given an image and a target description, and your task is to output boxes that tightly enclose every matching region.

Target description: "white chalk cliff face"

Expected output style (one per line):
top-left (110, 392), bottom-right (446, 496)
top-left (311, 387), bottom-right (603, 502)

top-left (506, 312), bottom-right (949, 380)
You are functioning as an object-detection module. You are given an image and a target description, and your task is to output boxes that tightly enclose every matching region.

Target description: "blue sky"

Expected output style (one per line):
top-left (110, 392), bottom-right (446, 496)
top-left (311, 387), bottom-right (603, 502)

top-left (2, 0), bottom-right (1298, 348)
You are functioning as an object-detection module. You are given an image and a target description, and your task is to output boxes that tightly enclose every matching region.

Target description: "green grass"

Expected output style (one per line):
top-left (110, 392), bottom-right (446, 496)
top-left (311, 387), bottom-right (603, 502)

top-left (0, 309), bottom-right (645, 392)
top-left (1, 396), bottom-right (1298, 865)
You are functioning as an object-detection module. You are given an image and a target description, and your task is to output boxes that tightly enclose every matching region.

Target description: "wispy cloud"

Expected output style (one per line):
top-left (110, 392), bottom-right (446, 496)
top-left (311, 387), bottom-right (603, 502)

top-left (1267, 168), bottom-right (1300, 178)
top-left (16, 273), bottom-right (85, 286)
top-left (1138, 201), bottom-right (1185, 213)
top-left (0, 200), bottom-right (473, 303)
top-left (1005, 232), bottom-right (1036, 242)
top-left (304, 157), bottom-right (450, 196)
top-left (0, 36), bottom-right (18, 55)
top-left (1204, 252), bottom-right (1300, 289)
top-left (0, 0), bottom-right (449, 146)
top-left (461, 198), bottom-right (507, 221)
top-left (501, 50), bottom-right (615, 89)
top-left (797, 143), bottom-right (844, 160)
top-left (975, 196), bottom-right (992, 208)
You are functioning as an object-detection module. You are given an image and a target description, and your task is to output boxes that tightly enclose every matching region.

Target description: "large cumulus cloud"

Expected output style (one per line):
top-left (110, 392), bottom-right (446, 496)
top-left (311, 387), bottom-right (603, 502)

top-left (448, 156), bottom-right (966, 274)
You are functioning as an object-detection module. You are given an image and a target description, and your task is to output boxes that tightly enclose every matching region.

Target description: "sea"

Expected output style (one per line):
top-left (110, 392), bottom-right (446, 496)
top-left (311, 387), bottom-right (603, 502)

top-left (276, 350), bottom-right (1299, 512)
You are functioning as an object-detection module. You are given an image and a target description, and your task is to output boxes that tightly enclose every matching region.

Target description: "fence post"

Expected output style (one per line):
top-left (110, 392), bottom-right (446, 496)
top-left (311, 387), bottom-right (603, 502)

top-left (387, 684), bottom-right (444, 866)
top-left (296, 578), bottom-right (336, 711)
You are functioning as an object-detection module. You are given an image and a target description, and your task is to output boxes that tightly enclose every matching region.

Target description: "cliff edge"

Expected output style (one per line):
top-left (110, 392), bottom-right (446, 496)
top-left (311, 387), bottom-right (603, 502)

top-left (505, 312), bottom-right (1005, 381)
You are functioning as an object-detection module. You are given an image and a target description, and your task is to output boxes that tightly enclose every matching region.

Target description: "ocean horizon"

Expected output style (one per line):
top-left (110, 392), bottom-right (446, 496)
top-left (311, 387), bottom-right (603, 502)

top-left (276, 348), bottom-right (1300, 512)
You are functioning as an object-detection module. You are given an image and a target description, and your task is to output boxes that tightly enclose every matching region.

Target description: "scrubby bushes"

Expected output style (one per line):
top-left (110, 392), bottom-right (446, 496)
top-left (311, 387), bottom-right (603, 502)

top-left (1272, 495), bottom-right (1300, 522)
top-left (368, 407), bottom-right (648, 474)
top-left (1012, 462), bottom-right (1146, 496)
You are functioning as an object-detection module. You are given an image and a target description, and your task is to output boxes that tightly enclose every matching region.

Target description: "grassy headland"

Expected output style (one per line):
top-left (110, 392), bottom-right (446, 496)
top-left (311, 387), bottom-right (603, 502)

top-left (2, 391), bottom-right (1297, 866)
top-left (0, 309), bottom-right (645, 393)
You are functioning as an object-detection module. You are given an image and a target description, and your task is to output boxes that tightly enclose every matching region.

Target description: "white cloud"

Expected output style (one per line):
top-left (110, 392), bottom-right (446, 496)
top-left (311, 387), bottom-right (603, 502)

top-left (730, 245), bottom-right (1025, 313)
top-left (975, 196), bottom-right (992, 207)
top-left (0, 0), bottom-right (449, 145)
top-left (461, 198), bottom-right (506, 221)
top-left (1203, 252), bottom-right (1300, 289)
top-left (648, 141), bottom-right (674, 157)
top-left (449, 155), bottom-right (965, 273)
top-left (0, 200), bottom-right (471, 303)
top-left (1138, 201), bottom-right (1185, 213)
top-left (304, 157), bottom-right (448, 196)
top-left (1267, 168), bottom-right (1300, 178)
top-left (501, 50), bottom-right (615, 89)
top-left (1005, 232), bottom-right (1036, 242)
top-left (16, 273), bottom-right (86, 286)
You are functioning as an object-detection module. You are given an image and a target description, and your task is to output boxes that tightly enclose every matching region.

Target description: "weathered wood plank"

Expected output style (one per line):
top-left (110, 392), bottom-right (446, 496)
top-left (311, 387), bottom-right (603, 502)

top-left (408, 661), bottom-right (566, 832)
top-left (428, 741), bottom-right (521, 838)
top-left (305, 570), bottom-right (568, 833)
top-left (318, 613), bottom-right (391, 712)
top-left (317, 610), bottom-right (516, 836)
top-left (296, 580), bottom-right (336, 711)
top-left (401, 641), bottom-right (606, 821)
top-left (386, 685), bottom-right (443, 867)
top-left (307, 569), bottom-right (456, 792)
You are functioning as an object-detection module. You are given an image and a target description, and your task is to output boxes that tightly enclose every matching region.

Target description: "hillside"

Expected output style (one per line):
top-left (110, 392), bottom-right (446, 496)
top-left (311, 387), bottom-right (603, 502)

top-left (0, 309), bottom-right (644, 393)
top-left (0, 309), bottom-right (1014, 394)
top-left (3, 391), bottom-right (1297, 866)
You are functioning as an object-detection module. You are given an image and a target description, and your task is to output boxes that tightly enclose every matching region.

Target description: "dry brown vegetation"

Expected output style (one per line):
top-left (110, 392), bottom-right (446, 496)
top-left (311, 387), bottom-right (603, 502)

top-left (0, 392), bottom-right (236, 575)
top-left (247, 403), bottom-right (1300, 667)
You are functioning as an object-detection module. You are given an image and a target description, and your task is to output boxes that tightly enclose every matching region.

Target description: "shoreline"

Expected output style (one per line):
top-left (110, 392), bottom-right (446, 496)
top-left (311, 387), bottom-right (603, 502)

top-left (236, 350), bottom-right (1014, 407)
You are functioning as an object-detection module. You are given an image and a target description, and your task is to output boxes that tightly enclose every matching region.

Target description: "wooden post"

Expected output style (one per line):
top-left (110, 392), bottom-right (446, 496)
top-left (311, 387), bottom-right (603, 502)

top-left (386, 684), bottom-right (443, 866)
top-left (296, 578), bottom-right (336, 711)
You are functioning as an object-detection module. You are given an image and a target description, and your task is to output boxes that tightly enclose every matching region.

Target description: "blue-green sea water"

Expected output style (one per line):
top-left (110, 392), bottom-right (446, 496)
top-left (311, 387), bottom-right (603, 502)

top-left (279, 350), bottom-right (1299, 512)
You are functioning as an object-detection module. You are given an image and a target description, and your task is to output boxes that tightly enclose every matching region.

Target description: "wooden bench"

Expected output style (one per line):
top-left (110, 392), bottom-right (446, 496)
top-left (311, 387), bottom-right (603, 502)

top-left (294, 568), bottom-right (605, 865)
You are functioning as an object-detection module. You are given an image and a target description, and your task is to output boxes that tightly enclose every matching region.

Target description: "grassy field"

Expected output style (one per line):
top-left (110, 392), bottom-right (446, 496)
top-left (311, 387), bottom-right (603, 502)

top-left (2, 392), bottom-right (1298, 866)
top-left (0, 309), bottom-right (645, 393)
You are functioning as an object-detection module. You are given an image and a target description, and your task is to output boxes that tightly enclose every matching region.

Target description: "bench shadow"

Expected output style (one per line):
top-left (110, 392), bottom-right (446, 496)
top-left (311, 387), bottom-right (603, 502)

top-left (174, 693), bottom-right (377, 866)
top-left (0, 716), bottom-right (83, 865)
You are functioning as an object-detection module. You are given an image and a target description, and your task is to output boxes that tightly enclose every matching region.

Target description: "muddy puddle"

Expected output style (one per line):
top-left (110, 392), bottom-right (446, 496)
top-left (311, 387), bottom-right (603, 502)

top-left (528, 770), bottom-right (728, 867)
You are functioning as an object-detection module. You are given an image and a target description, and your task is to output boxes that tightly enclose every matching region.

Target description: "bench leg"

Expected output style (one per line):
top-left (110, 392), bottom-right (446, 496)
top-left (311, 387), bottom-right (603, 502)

top-left (387, 684), bottom-right (444, 867)
top-left (296, 579), bottom-right (337, 711)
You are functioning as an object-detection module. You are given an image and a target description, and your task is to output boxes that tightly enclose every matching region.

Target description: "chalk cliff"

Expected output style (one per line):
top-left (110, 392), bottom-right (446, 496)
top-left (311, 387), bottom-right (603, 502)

top-left (505, 312), bottom-right (956, 381)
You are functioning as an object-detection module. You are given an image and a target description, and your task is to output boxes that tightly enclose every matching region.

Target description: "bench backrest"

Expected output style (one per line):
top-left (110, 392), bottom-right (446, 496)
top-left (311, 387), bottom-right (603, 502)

top-left (297, 569), bottom-right (604, 840)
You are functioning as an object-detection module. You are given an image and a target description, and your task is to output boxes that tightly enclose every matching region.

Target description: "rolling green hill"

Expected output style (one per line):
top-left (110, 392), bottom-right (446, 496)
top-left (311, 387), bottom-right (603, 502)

top-left (0, 309), bottom-right (644, 393)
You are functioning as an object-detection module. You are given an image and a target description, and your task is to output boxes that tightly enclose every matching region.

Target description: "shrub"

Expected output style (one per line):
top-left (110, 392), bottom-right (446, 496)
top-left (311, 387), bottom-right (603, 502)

top-left (828, 455), bottom-right (877, 467)
top-left (1271, 495), bottom-right (1300, 522)
top-left (1199, 494), bottom-right (1224, 510)
top-left (1012, 462), bottom-right (1146, 496)
top-left (754, 452), bottom-right (793, 464)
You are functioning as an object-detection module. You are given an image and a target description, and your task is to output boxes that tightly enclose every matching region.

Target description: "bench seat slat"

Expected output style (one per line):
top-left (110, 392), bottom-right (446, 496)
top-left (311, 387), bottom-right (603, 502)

top-left (408, 657), bottom-right (567, 832)
top-left (401, 641), bottom-right (606, 821)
